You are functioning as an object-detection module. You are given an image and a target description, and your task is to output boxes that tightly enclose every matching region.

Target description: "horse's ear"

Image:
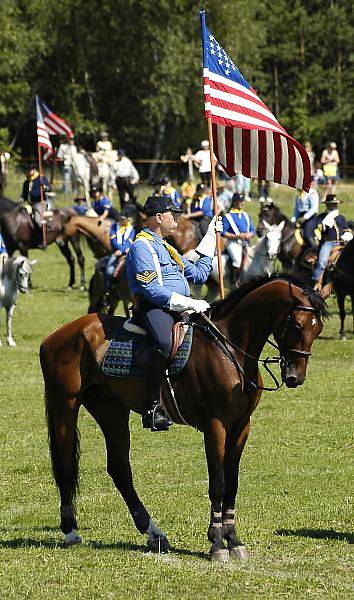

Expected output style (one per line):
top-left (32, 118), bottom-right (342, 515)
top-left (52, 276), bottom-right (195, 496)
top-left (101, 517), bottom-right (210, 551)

top-left (319, 282), bottom-right (332, 299)
top-left (30, 259), bottom-right (37, 266)
top-left (278, 220), bottom-right (285, 231)
top-left (262, 220), bottom-right (271, 231)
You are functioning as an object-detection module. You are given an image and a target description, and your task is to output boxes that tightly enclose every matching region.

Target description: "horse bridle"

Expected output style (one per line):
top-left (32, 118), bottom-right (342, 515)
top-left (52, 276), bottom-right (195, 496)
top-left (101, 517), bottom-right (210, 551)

top-left (193, 304), bottom-right (319, 392)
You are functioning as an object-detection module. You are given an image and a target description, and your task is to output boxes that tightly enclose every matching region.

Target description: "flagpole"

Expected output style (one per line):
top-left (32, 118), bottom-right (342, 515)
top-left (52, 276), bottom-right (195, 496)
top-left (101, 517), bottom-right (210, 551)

top-left (37, 142), bottom-right (47, 248)
top-left (207, 117), bottom-right (224, 299)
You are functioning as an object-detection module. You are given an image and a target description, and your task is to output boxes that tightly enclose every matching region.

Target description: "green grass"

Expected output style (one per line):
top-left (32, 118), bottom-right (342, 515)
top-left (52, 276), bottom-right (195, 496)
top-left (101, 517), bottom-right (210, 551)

top-left (0, 172), bottom-right (353, 598)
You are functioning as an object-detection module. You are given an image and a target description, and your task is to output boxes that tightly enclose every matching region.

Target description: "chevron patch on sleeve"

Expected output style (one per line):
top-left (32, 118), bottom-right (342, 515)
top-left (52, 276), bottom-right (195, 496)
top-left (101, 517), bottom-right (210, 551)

top-left (136, 270), bottom-right (157, 284)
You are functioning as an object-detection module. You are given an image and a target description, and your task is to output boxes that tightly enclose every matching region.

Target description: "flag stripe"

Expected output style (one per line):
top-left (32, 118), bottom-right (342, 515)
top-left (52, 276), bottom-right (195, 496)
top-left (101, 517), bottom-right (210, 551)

top-left (258, 130), bottom-right (267, 180)
top-left (242, 130), bottom-right (250, 178)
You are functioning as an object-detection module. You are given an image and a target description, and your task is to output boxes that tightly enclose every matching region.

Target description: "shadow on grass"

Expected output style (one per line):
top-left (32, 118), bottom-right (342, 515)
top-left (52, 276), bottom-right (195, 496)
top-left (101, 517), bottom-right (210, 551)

top-left (0, 536), bottom-right (208, 558)
top-left (275, 528), bottom-right (354, 543)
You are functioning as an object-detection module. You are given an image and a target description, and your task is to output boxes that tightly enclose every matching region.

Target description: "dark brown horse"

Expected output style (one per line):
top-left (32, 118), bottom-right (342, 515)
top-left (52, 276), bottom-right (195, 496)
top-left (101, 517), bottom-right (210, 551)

top-left (40, 274), bottom-right (326, 561)
top-left (257, 202), bottom-right (314, 274)
top-left (321, 238), bottom-right (354, 338)
top-left (0, 195), bottom-right (86, 289)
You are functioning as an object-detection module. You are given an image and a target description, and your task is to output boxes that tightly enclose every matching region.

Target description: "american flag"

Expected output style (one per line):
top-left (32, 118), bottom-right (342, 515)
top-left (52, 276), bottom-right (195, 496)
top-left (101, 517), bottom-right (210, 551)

top-left (200, 11), bottom-right (311, 192)
top-left (38, 97), bottom-right (74, 138)
top-left (36, 96), bottom-right (53, 152)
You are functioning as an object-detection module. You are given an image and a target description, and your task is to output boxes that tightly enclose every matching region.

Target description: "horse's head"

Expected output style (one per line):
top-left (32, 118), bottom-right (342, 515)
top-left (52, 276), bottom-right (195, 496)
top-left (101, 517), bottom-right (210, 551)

top-left (263, 221), bottom-right (285, 259)
top-left (16, 257), bottom-right (35, 293)
top-left (273, 288), bottom-right (325, 388)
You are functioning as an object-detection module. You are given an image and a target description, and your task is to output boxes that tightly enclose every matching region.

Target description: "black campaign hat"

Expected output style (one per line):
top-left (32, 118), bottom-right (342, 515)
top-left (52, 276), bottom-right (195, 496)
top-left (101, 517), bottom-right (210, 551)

top-left (143, 195), bottom-right (182, 215)
top-left (322, 194), bottom-right (342, 204)
top-left (232, 192), bottom-right (245, 203)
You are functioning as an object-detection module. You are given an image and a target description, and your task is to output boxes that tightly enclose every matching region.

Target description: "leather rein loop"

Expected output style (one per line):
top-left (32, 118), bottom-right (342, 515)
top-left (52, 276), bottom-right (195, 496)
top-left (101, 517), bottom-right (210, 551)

top-left (192, 305), bottom-right (318, 393)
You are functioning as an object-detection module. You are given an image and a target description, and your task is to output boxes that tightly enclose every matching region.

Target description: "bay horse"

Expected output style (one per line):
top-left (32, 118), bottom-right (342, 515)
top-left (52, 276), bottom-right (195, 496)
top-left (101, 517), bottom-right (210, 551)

top-left (40, 274), bottom-right (326, 561)
top-left (0, 195), bottom-right (86, 289)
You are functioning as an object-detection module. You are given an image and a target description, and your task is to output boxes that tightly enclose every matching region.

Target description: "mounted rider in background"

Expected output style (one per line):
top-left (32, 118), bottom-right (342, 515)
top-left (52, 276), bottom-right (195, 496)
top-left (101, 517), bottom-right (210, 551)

top-left (90, 185), bottom-right (120, 222)
top-left (222, 192), bottom-right (255, 286)
top-left (291, 184), bottom-right (319, 249)
top-left (20, 167), bottom-right (52, 231)
top-left (126, 195), bottom-right (222, 431)
top-left (182, 183), bottom-right (213, 238)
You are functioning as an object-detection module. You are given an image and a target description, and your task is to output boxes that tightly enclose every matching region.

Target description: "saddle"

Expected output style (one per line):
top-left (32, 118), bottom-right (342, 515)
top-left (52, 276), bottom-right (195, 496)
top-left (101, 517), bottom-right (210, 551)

top-left (102, 317), bottom-right (193, 379)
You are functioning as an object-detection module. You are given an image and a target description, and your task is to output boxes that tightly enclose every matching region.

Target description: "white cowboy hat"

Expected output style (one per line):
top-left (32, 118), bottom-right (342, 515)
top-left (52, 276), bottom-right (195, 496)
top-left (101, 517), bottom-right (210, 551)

top-left (201, 140), bottom-right (209, 148)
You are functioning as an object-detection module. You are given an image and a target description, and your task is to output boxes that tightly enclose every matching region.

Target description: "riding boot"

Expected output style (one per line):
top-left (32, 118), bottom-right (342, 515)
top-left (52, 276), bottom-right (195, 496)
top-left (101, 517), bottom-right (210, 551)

top-left (230, 266), bottom-right (240, 287)
top-left (142, 349), bottom-right (173, 431)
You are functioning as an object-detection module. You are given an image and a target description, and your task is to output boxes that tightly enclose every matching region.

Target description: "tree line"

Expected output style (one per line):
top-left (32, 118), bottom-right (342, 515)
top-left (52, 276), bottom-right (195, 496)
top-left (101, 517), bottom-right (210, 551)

top-left (1, 0), bottom-right (353, 172)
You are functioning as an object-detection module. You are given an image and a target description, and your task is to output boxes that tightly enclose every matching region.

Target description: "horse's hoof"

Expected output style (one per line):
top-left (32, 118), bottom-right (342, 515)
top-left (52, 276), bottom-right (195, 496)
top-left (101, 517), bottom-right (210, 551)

top-left (67, 286), bottom-right (73, 291)
top-left (210, 548), bottom-right (229, 563)
top-left (147, 535), bottom-right (170, 554)
top-left (340, 335), bottom-right (347, 341)
top-left (64, 529), bottom-right (82, 546)
top-left (7, 340), bottom-right (16, 347)
top-left (79, 286), bottom-right (86, 292)
top-left (229, 545), bottom-right (249, 560)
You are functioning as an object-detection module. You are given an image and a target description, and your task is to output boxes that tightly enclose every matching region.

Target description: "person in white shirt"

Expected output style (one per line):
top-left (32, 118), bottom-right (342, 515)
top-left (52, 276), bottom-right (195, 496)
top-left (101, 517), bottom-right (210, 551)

top-left (110, 149), bottom-right (140, 207)
top-left (193, 140), bottom-right (211, 187)
top-left (57, 137), bottom-right (78, 194)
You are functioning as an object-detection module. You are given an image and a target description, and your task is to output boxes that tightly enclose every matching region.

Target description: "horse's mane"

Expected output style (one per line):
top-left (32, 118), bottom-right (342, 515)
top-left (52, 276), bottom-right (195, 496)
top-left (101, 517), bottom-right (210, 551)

top-left (211, 273), bottom-right (328, 320)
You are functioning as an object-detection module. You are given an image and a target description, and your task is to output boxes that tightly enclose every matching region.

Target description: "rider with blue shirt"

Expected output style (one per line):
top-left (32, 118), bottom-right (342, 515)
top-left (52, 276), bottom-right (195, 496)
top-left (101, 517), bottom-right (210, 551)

top-left (90, 185), bottom-right (120, 222)
top-left (222, 192), bottom-right (255, 286)
top-left (182, 183), bottom-right (213, 237)
top-left (126, 195), bottom-right (221, 431)
top-left (104, 217), bottom-right (136, 287)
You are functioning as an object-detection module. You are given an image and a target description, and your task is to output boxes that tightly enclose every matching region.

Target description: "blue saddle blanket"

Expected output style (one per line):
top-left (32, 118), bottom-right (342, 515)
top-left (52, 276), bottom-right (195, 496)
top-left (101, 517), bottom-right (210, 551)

top-left (102, 322), bottom-right (193, 378)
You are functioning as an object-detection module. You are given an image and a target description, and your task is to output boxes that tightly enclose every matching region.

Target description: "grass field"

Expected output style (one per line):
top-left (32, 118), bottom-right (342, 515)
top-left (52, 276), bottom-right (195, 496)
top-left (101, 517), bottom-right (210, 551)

top-left (0, 172), bottom-right (353, 598)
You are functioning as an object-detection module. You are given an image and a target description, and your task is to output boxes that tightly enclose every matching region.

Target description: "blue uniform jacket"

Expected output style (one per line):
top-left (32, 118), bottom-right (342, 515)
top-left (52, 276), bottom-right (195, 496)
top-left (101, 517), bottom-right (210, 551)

top-left (191, 195), bottom-right (214, 219)
top-left (126, 228), bottom-right (212, 308)
top-left (93, 195), bottom-right (112, 215)
top-left (0, 233), bottom-right (7, 254)
top-left (222, 209), bottom-right (255, 235)
top-left (316, 212), bottom-right (348, 243)
top-left (29, 176), bottom-right (50, 203)
top-left (110, 222), bottom-right (136, 253)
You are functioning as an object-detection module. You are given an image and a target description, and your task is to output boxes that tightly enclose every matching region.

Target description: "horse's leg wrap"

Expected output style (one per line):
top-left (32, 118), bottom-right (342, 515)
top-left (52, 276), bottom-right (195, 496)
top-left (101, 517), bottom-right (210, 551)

top-left (222, 508), bottom-right (248, 560)
top-left (60, 503), bottom-right (82, 545)
top-left (208, 508), bottom-right (228, 561)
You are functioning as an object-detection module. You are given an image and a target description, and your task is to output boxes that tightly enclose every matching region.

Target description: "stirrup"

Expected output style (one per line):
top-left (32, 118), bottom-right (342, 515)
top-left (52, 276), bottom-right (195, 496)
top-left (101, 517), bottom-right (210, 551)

top-left (142, 405), bottom-right (173, 432)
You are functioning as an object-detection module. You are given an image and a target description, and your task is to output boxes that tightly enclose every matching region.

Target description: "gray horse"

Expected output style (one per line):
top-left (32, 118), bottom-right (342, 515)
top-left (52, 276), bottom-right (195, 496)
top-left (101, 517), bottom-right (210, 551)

top-left (0, 256), bottom-right (34, 346)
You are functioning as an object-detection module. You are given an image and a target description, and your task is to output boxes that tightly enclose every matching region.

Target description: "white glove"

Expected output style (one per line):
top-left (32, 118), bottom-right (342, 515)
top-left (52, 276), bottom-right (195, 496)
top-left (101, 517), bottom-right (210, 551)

top-left (322, 209), bottom-right (339, 229)
top-left (342, 231), bottom-right (353, 243)
top-left (195, 216), bottom-right (223, 258)
top-left (169, 292), bottom-right (210, 313)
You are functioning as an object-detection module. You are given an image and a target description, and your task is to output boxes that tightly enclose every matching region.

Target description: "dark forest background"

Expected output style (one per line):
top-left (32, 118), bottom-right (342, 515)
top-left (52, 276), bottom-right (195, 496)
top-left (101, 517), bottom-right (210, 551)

top-left (1, 0), bottom-right (353, 170)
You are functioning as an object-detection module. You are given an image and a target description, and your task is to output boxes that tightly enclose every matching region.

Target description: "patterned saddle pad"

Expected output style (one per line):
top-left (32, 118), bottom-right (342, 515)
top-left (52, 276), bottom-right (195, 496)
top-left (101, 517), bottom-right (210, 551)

top-left (102, 321), bottom-right (193, 378)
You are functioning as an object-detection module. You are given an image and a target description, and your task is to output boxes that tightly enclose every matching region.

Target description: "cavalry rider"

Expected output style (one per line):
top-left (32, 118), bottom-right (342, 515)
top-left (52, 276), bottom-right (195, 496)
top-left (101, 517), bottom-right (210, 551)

top-left (222, 192), bottom-right (255, 286)
top-left (291, 184), bottom-right (319, 249)
top-left (90, 184), bottom-right (120, 222)
top-left (312, 194), bottom-right (352, 285)
top-left (104, 215), bottom-right (136, 289)
top-left (160, 176), bottom-right (183, 209)
top-left (182, 183), bottom-right (213, 237)
top-left (126, 195), bottom-right (221, 431)
top-left (21, 167), bottom-right (51, 229)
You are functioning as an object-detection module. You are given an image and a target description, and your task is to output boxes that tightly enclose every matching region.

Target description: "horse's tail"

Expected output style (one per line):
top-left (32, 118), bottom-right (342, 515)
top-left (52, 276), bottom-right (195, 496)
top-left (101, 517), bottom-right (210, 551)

top-left (41, 342), bottom-right (80, 504)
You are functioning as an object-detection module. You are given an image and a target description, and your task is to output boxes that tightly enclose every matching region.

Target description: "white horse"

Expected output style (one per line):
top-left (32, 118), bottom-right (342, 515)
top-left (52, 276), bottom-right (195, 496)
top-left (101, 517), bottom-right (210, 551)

top-left (0, 256), bottom-right (34, 346)
top-left (92, 150), bottom-right (117, 197)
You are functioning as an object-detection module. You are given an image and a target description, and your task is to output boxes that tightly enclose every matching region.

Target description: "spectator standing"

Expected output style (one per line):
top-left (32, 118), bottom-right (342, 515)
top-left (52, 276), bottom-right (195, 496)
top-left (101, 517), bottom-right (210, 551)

top-left (321, 142), bottom-right (340, 196)
top-left (110, 149), bottom-right (139, 208)
top-left (0, 151), bottom-right (10, 192)
top-left (304, 141), bottom-right (315, 176)
top-left (181, 178), bottom-right (196, 214)
top-left (180, 147), bottom-right (194, 181)
top-left (235, 174), bottom-right (251, 201)
top-left (57, 137), bottom-right (78, 194)
top-left (193, 140), bottom-right (211, 187)
top-left (258, 180), bottom-right (271, 202)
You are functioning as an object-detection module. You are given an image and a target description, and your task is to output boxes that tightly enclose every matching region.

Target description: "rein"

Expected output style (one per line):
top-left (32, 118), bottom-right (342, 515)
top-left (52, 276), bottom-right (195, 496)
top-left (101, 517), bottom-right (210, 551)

top-left (192, 305), bottom-right (317, 392)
